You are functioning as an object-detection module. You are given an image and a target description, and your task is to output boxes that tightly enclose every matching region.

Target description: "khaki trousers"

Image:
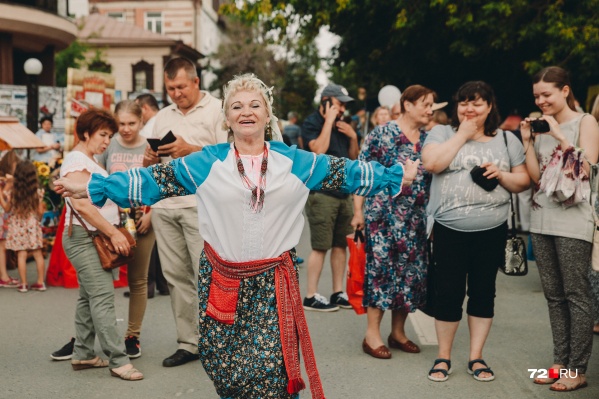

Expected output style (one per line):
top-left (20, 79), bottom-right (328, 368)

top-left (125, 225), bottom-right (155, 338)
top-left (151, 207), bottom-right (203, 354)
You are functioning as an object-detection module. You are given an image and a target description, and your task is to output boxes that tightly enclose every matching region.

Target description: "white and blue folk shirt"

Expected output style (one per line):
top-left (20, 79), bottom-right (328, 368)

top-left (88, 141), bottom-right (405, 262)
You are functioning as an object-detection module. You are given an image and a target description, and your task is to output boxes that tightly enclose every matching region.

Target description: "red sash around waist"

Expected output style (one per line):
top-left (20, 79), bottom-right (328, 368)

top-left (204, 243), bottom-right (325, 398)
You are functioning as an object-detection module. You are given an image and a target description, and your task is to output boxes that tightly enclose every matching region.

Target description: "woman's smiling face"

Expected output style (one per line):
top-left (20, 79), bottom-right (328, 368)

top-left (533, 80), bottom-right (569, 116)
top-left (226, 90), bottom-right (270, 140)
top-left (456, 95), bottom-right (492, 127)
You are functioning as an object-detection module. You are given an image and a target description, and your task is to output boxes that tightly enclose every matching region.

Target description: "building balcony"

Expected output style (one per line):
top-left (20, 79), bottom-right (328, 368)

top-left (0, 1), bottom-right (77, 52)
top-left (0, 1), bottom-right (77, 85)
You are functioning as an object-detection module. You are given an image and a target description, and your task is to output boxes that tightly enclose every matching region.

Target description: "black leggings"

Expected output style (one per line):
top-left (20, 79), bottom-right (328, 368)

top-left (431, 222), bottom-right (507, 322)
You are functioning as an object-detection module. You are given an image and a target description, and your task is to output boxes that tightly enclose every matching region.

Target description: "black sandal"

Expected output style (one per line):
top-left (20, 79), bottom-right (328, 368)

top-left (428, 358), bottom-right (452, 382)
top-left (468, 359), bottom-right (495, 382)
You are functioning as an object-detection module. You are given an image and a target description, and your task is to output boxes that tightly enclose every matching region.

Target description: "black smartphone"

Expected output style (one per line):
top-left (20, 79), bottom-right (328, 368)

top-left (146, 138), bottom-right (161, 152)
top-left (530, 119), bottom-right (550, 134)
top-left (160, 131), bottom-right (176, 146)
top-left (147, 131), bottom-right (176, 152)
top-left (320, 98), bottom-right (333, 111)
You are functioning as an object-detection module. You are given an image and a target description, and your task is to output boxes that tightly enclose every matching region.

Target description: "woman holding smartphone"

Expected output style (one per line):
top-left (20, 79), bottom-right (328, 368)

top-left (521, 66), bottom-right (599, 392)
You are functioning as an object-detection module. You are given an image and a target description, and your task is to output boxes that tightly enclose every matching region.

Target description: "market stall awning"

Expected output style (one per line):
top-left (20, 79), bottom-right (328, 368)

top-left (0, 117), bottom-right (45, 150)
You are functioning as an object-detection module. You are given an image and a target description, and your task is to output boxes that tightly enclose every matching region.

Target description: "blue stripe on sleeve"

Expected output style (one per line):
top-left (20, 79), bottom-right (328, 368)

top-left (88, 143), bottom-right (229, 208)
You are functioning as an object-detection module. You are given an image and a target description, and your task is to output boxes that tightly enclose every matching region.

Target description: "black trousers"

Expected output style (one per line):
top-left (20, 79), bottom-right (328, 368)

top-left (147, 242), bottom-right (168, 295)
top-left (431, 222), bottom-right (507, 322)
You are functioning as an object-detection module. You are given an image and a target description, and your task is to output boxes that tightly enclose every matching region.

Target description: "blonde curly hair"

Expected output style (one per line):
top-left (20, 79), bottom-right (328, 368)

top-left (222, 73), bottom-right (282, 141)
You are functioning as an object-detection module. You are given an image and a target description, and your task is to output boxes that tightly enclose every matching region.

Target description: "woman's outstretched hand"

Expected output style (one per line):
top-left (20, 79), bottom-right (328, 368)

top-left (402, 159), bottom-right (420, 185)
top-left (54, 177), bottom-right (89, 199)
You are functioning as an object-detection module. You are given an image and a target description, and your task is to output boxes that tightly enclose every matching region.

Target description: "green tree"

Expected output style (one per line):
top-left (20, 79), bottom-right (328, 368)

top-left (224, 0), bottom-right (599, 116)
top-left (54, 40), bottom-right (89, 87)
top-left (87, 49), bottom-right (112, 74)
top-left (55, 20), bottom-right (113, 86)
top-left (208, 18), bottom-right (318, 121)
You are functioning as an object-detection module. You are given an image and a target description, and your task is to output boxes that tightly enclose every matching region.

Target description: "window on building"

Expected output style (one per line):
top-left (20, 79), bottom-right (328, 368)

top-left (132, 60), bottom-right (154, 92)
top-left (107, 12), bottom-right (125, 22)
top-left (145, 12), bottom-right (163, 34)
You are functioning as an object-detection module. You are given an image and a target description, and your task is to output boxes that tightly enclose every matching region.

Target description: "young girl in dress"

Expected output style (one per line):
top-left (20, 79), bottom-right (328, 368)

top-left (0, 150), bottom-right (20, 288)
top-left (0, 160), bottom-right (46, 292)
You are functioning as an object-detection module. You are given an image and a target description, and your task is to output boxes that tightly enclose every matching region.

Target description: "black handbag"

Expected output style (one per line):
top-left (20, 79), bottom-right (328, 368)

top-left (470, 165), bottom-right (499, 191)
top-left (499, 131), bottom-right (528, 276)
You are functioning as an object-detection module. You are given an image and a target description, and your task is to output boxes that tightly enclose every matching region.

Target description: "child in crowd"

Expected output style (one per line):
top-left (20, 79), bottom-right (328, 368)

top-left (0, 160), bottom-right (46, 292)
top-left (0, 150), bottom-right (20, 288)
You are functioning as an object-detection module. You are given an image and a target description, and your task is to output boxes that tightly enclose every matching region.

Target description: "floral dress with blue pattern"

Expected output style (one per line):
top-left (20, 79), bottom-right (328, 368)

top-left (359, 122), bottom-right (431, 312)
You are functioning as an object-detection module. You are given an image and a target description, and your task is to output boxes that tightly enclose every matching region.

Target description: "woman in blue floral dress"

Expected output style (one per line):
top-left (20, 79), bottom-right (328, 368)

top-left (352, 85), bottom-right (437, 359)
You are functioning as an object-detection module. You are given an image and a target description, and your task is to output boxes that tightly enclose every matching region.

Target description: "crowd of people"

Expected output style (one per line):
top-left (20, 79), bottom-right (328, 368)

top-left (1, 57), bottom-right (598, 397)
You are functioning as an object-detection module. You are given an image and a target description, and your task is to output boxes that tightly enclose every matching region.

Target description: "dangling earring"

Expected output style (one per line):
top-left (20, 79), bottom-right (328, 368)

top-left (265, 123), bottom-right (273, 141)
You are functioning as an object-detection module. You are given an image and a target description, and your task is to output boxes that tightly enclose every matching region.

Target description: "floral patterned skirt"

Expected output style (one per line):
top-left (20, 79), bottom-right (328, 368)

top-left (197, 251), bottom-right (299, 399)
top-left (6, 213), bottom-right (42, 251)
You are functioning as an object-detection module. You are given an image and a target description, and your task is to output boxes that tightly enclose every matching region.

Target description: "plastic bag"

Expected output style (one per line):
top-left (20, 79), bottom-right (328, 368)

top-left (346, 230), bottom-right (367, 315)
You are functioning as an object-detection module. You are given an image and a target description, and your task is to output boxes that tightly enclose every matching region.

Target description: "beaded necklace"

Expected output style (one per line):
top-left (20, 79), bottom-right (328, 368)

top-left (234, 143), bottom-right (268, 212)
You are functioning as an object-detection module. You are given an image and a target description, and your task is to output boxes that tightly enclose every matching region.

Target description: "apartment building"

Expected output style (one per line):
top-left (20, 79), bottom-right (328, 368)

top-left (88, 0), bottom-right (225, 91)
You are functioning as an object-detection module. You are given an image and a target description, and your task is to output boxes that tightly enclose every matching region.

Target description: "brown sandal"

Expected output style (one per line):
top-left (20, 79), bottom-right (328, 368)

top-left (533, 365), bottom-right (564, 385)
top-left (533, 376), bottom-right (558, 385)
top-left (388, 335), bottom-right (421, 353)
top-left (362, 339), bottom-right (391, 359)
top-left (71, 357), bottom-right (109, 370)
top-left (549, 375), bottom-right (587, 392)
top-left (110, 367), bottom-right (144, 381)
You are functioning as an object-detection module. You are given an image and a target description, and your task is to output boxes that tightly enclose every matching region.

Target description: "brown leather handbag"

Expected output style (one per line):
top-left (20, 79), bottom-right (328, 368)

top-left (67, 202), bottom-right (135, 270)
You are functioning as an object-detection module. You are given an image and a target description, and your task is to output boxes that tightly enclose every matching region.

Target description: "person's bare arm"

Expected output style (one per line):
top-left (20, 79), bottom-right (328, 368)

top-left (65, 170), bottom-right (132, 255)
top-left (0, 184), bottom-right (10, 212)
top-left (422, 120), bottom-right (476, 173)
top-left (337, 120), bottom-right (360, 160)
top-left (579, 115), bottom-right (599, 170)
top-left (350, 195), bottom-right (365, 231)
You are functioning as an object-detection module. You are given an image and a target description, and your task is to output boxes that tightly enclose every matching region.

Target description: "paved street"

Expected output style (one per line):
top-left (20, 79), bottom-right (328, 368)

top-left (1, 223), bottom-right (598, 399)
